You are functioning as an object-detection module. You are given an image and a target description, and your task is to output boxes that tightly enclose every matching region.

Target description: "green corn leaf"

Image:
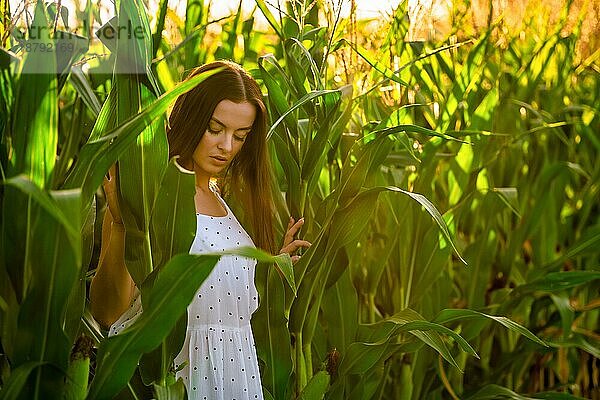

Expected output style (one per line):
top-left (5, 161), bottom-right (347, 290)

top-left (54, 31), bottom-right (88, 93)
top-left (532, 393), bottom-right (587, 400)
top-left (550, 293), bottom-right (575, 339)
top-left (289, 188), bottom-right (381, 339)
top-left (267, 89), bottom-right (341, 139)
top-left (150, 158), bottom-right (197, 270)
top-left (433, 309), bottom-right (547, 347)
top-left (2, 175), bottom-right (79, 244)
top-left (515, 271), bottom-right (600, 294)
top-left (259, 54), bottom-right (299, 138)
top-left (301, 94), bottom-right (342, 180)
top-left (398, 321), bottom-right (478, 358)
top-left (253, 261), bottom-right (293, 399)
top-left (86, 84), bottom-right (117, 143)
top-left (545, 334), bottom-right (600, 359)
top-left (368, 124), bottom-right (468, 144)
top-left (153, 379), bottom-right (186, 400)
top-left (466, 384), bottom-right (540, 400)
top-left (151, 0), bottom-right (169, 60)
top-left (467, 385), bottom-right (585, 400)
top-left (68, 66), bottom-right (101, 116)
top-left (385, 308), bottom-right (462, 370)
top-left (321, 269), bottom-right (358, 355)
top-left (297, 371), bottom-right (330, 400)
top-left (384, 186), bottom-right (466, 265)
top-left (285, 38), bottom-right (322, 91)
top-left (110, 0), bottom-right (168, 286)
top-left (0, 295), bottom-right (7, 312)
top-left (182, 0), bottom-right (206, 69)
top-left (117, 75), bottom-right (168, 284)
top-left (11, 189), bottom-right (81, 398)
top-left (341, 39), bottom-right (408, 87)
top-left (337, 132), bottom-right (392, 207)
top-left (0, 361), bottom-right (46, 400)
top-left (490, 187), bottom-right (521, 218)
top-left (88, 254), bottom-right (220, 399)
top-left (225, 247), bottom-right (295, 294)
top-left (271, 131), bottom-right (301, 189)
top-left (0, 48), bottom-right (17, 128)
top-left (63, 68), bottom-right (223, 203)
top-left (255, 0), bottom-right (283, 38)
top-left (327, 187), bottom-right (383, 251)
top-left (337, 339), bottom-right (394, 376)
top-left (541, 225), bottom-right (600, 270)
top-left (291, 178), bottom-right (464, 339)
top-left (115, 0), bottom-right (152, 74)
top-left (140, 158), bottom-right (196, 384)
top-left (283, 39), bottom-right (310, 97)
top-left (8, 0), bottom-right (57, 189)
top-left (89, 247), bottom-right (288, 399)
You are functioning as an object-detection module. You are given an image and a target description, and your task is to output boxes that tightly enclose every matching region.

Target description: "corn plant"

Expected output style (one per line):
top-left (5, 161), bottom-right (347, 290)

top-left (1, 0), bottom-right (598, 399)
top-left (0, 1), bottom-right (260, 398)
top-left (332, 0), bottom-right (600, 398)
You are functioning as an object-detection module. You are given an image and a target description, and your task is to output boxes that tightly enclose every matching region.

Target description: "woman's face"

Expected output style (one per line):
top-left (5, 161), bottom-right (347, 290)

top-left (192, 99), bottom-right (256, 180)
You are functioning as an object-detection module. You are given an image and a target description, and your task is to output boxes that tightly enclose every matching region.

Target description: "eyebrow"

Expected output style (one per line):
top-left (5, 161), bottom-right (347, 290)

top-left (211, 117), bottom-right (253, 131)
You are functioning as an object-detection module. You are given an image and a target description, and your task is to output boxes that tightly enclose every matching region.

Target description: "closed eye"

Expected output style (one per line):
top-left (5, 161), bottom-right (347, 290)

top-left (207, 123), bottom-right (222, 134)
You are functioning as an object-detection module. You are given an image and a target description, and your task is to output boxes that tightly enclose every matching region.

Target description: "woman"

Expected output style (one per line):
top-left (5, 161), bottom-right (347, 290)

top-left (89, 60), bottom-right (311, 399)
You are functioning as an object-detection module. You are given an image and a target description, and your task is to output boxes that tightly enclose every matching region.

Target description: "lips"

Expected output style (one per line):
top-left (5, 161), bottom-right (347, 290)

top-left (210, 156), bottom-right (228, 162)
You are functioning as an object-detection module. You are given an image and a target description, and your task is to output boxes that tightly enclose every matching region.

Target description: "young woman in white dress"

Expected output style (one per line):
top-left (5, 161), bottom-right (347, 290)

top-left (89, 60), bottom-right (311, 399)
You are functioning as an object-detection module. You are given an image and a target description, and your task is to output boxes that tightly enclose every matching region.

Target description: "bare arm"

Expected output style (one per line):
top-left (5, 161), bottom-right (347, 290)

top-left (89, 166), bottom-right (135, 329)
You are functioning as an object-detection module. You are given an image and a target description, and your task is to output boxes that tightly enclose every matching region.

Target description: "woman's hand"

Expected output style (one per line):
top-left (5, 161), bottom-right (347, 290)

top-left (103, 164), bottom-right (123, 226)
top-left (279, 217), bottom-right (311, 264)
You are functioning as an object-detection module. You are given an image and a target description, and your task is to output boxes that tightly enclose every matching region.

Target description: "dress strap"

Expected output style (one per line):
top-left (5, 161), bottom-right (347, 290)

top-left (208, 181), bottom-right (233, 216)
top-left (208, 179), bottom-right (220, 195)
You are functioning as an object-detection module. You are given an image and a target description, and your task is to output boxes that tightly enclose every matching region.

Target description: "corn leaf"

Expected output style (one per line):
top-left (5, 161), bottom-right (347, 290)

top-left (0, 361), bottom-right (46, 400)
top-left (297, 371), bottom-right (330, 400)
top-left (515, 271), bottom-right (600, 293)
top-left (253, 264), bottom-right (293, 399)
top-left (2, 175), bottom-right (79, 243)
top-left (149, 158), bottom-right (197, 270)
top-left (267, 89), bottom-right (341, 139)
top-left (62, 68), bottom-right (222, 202)
top-left (88, 254), bottom-right (220, 399)
top-left (433, 309), bottom-right (547, 347)
top-left (255, 0), bottom-right (283, 38)
top-left (68, 66), bottom-right (101, 116)
top-left (11, 188), bottom-right (81, 398)
top-left (8, 0), bottom-right (57, 189)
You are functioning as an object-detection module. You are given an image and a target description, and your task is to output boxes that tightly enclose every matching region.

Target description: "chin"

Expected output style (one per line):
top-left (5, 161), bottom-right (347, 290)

top-left (208, 165), bottom-right (228, 176)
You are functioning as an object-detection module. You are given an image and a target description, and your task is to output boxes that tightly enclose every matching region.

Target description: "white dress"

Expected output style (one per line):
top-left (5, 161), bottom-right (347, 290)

top-left (108, 186), bottom-right (264, 400)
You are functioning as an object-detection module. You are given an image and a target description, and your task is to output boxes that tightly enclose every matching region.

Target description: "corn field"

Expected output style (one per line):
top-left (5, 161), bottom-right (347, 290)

top-left (0, 0), bottom-right (599, 399)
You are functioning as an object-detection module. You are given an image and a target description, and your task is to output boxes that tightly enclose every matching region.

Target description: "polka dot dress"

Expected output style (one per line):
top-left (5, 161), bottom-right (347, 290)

top-left (108, 185), bottom-right (264, 400)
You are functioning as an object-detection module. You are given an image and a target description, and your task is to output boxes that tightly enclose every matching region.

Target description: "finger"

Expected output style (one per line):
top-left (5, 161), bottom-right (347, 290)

top-left (291, 255), bottom-right (301, 264)
top-left (103, 164), bottom-right (119, 193)
top-left (283, 217), bottom-right (304, 246)
top-left (282, 217), bottom-right (295, 246)
top-left (289, 217), bottom-right (304, 234)
top-left (280, 239), bottom-right (312, 255)
top-left (108, 163), bottom-right (118, 180)
top-left (102, 167), bottom-right (122, 223)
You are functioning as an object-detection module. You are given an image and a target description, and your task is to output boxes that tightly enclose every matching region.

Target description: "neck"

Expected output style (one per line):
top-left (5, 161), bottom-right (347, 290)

top-left (195, 180), bottom-right (211, 193)
top-left (193, 167), bottom-right (211, 192)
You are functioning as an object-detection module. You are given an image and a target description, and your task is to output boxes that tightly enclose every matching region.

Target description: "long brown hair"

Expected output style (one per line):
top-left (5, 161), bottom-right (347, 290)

top-left (167, 60), bottom-right (276, 254)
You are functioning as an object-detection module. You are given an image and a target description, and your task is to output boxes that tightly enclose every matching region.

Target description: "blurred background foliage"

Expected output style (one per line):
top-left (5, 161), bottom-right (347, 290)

top-left (1, 0), bottom-right (599, 399)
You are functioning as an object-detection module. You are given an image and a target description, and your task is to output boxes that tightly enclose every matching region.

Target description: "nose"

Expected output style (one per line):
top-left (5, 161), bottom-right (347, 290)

top-left (217, 132), bottom-right (234, 153)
